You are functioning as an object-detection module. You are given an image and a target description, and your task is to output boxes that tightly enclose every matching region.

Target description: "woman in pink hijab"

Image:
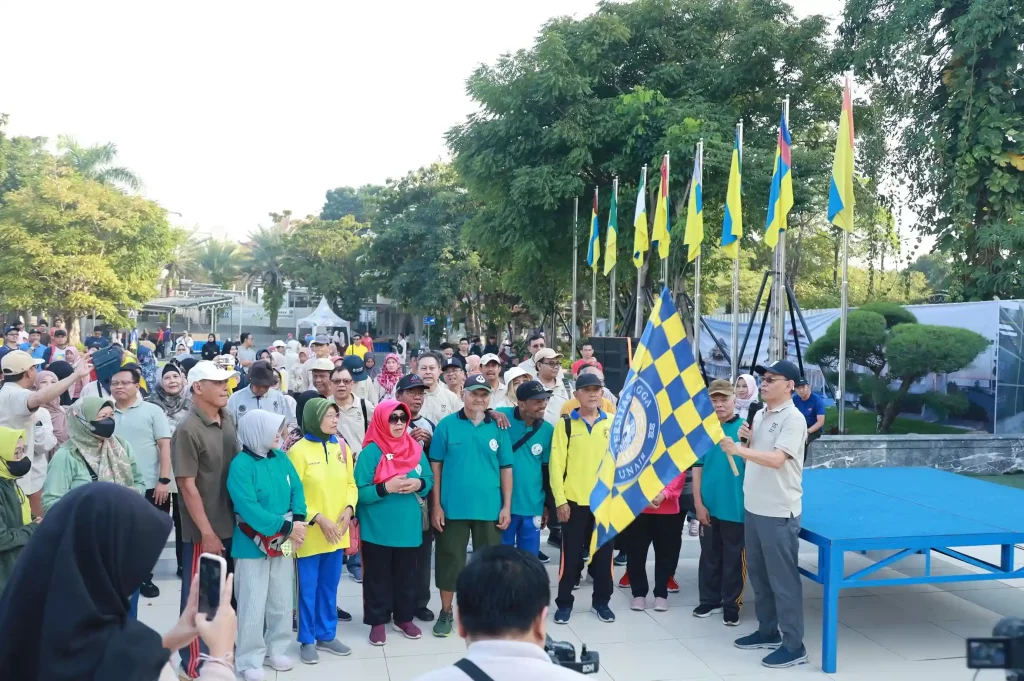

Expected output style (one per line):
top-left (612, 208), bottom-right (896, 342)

top-left (34, 370), bottom-right (70, 458)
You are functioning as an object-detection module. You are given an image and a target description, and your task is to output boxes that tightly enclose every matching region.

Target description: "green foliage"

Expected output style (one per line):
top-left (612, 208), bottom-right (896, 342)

top-left (885, 324), bottom-right (989, 378)
top-left (57, 135), bottom-right (143, 191)
top-left (806, 310), bottom-right (888, 375)
top-left (843, 0), bottom-right (1024, 301)
top-left (285, 216), bottom-right (368, 323)
top-left (824, 407), bottom-right (969, 435)
top-left (196, 240), bottom-right (240, 288)
top-left (0, 117), bottom-right (48, 205)
top-left (908, 253), bottom-right (953, 293)
top-left (320, 185), bottom-right (380, 223)
top-left (162, 227), bottom-right (201, 295)
top-left (858, 301), bottom-right (917, 328)
top-left (241, 226), bottom-right (288, 331)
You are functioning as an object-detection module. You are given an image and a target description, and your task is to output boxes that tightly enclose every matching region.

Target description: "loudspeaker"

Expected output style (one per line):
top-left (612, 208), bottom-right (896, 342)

top-left (587, 336), bottom-right (638, 397)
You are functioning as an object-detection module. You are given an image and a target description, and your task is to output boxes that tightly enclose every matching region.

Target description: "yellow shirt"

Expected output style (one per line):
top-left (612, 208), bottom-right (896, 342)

top-left (560, 397), bottom-right (616, 416)
top-left (549, 409), bottom-right (613, 508)
top-left (344, 344), bottom-right (368, 359)
top-left (287, 436), bottom-right (358, 557)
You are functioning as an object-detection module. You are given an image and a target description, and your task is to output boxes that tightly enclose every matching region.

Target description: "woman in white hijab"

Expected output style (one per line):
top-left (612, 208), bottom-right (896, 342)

top-left (734, 373), bottom-right (758, 421)
top-left (226, 410), bottom-right (308, 680)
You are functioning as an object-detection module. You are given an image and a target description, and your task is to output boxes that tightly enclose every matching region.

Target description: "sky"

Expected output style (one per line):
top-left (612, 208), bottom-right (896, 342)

top-left (3, 0), bottom-right (844, 241)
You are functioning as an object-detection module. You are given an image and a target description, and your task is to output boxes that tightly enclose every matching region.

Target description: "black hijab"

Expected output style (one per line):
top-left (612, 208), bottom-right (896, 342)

top-left (47, 360), bottom-right (75, 406)
top-left (0, 483), bottom-right (174, 681)
top-left (294, 390), bottom-right (320, 434)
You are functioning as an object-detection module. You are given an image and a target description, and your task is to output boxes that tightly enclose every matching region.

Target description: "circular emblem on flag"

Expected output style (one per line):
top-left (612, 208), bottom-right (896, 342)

top-left (489, 438), bottom-right (498, 452)
top-left (611, 377), bottom-right (660, 485)
top-left (531, 443), bottom-right (543, 457)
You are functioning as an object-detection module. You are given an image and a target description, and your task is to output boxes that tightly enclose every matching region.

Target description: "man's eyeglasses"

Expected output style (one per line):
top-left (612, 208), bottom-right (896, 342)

top-left (539, 360), bottom-right (560, 368)
top-left (110, 380), bottom-right (137, 388)
top-left (331, 378), bottom-right (353, 386)
top-left (389, 412), bottom-right (409, 425)
top-left (760, 376), bottom-right (790, 385)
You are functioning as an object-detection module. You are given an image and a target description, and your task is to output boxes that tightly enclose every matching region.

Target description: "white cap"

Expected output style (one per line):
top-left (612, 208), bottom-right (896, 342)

top-left (272, 340), bottom-right (286, 348)
top-left (187, 360), bottom-right (238, 388)
top-left (503, 367), bottom-right (528, 394)
top-left (480, 353), bottom-right (502, 366)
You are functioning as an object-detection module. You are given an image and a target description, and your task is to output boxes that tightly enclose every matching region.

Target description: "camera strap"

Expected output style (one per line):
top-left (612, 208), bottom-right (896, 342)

top-left (454, 659), bottom-right (496, 681)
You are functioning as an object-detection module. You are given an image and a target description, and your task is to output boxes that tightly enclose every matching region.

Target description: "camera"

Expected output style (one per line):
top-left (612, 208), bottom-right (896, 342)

top-left (967, 617), bottom-right (1024, 680)
top-left (545, 635), bottom-right (600, 674)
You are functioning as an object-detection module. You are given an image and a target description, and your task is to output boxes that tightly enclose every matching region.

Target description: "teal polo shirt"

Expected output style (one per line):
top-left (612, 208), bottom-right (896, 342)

top-left (697, 416), bottom-right (745, 523)
top-left (430, 409), bottom-right (513, 521)
top-left (496, 406), bottom-right (552, 517)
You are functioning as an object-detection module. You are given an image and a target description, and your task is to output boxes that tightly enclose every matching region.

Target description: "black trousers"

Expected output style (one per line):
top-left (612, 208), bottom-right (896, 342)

top-left (697, 516), bottom-right (746, 615)
top-left (415, 530), bottom-right (433, 610)
top-left (145, 488), bottom-right (183, 577)
top-left (362, 541), bottom-right (418, 626)
top-left (556, 502), bottom-right (613, 609)
top-left (622, 512), bottom-right (683, 599)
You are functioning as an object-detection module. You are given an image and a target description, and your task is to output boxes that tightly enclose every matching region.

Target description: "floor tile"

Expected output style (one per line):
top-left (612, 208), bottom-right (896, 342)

top-left (847, 621), bottom-right (966, 661)
top-left (933, 615), bottom-right (1002, 639)
top-left (276, 656), bottom-right (390, 681)
top-left (716, 668), bottom-right (831, 681)
top-left (802, 624), bottom-right (907, 673)
top-left (598, 638), bottom-right (715, 680)
top-left (951, 585), bottom-right (1024, 616)
top-left (564, 607), bottom-right (675, 644)
top-left (881, 591), bottom-right (1005, 622)
top-left (384, 653), bottom-right (465, 681)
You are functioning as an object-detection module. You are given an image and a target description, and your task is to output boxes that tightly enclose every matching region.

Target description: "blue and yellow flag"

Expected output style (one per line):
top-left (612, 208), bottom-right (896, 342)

top-left (828, 78), bottom-right (855, 232)
top-left (589, 288), bottom-right (724, 553)
top-left (603, 183), bottom-right (618, 275)
top-left (586, 188), bottom-right (600, 272)
top-left (683, 147), bottom-right (703, 263)
top-left (651, 155), bottom-right (670, 260)
top-left (721, 128), bottom-right (743, 259)
top-left (764, 109), bottom-right (793, 249)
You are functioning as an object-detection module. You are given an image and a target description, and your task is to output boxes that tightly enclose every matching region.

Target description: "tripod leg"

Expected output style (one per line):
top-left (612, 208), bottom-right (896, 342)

top-left (750, 289), bottom-right (772, 371)
top-left (739, 270), bottom-right (771, 372)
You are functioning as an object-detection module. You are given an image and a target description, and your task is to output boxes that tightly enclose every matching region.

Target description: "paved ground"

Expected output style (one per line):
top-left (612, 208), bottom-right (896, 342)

top-left (139, 531), bottom-right (1019, 681)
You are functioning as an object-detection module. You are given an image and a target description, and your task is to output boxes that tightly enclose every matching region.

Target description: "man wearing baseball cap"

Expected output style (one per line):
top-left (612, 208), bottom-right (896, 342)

top-left (227, 359), bottom-right (295, 428)
top-left (429, 373), bottom-right (512, 638)
top-left (0, 351), bottom-right (92, 517)
top-left (532, 348), bottom-right (570, 425)
top-left (299, 335), bottom-right (333, 393)
top-left (720, 360), bottom-right (808, 668)
top-left (792, 377), bottom-right (826, 459)
top-left (342, 354), bottom-right (380, 405)
top-left (417, 352), bottom-right (463, 424)
top-left (0, 325), bottom-right (21, 363)
top-left (479, 353), bottom-right (505, 408)
top-left (441, 356), bottom-right (467, 401)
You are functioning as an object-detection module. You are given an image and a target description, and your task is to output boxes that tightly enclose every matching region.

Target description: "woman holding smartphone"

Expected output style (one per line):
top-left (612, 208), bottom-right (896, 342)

top-left (286, 397), bottom-right (357, 665)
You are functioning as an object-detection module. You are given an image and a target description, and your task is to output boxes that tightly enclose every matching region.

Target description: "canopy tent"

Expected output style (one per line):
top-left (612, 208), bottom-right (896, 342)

top-left (296, 297), bottom-right (349, 339)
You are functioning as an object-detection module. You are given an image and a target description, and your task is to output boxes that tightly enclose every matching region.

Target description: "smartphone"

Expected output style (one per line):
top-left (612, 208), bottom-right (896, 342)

top-left (197, 553), bottom-right (227, 619)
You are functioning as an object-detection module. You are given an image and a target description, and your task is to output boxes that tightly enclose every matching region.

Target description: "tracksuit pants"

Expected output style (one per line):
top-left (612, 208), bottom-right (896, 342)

top-left (556, 502), bottom-right (613, 610)
top-left (622, 511), bottom-right (683, 599)
top-left (235, 556), bottom-right (294, 672)
top-left (501, 514), bottom-right (541, 556)
top-left (361, 541), bottom-right (418, 626)
top-left (746, 512), bottom-right (804, 651)
top-left (296, 550), bottom-right (345, 644)
top-left (415, 530), bottom-right (433, 610)
top-left (179, 539), bottom-right (234, 678)
top-left (697, 517), bottom-right (746, 615)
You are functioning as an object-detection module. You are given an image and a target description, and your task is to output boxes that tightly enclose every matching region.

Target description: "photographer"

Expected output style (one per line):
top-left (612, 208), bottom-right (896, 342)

top-left (414, 546), bottom-right (582, 681)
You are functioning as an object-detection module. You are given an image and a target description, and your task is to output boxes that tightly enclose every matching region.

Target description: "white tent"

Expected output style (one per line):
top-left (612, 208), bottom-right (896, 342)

top-left (296, 297), bottom-right (349, 338)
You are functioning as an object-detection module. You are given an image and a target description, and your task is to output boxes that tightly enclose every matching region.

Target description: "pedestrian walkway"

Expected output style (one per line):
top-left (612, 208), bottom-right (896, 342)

top-left (138, 531), bottom-right (1019, 681)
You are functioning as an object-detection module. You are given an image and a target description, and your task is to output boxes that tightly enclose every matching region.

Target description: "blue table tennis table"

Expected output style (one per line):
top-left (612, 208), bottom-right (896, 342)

top-left (800, 467), bottom-right (1024, 673)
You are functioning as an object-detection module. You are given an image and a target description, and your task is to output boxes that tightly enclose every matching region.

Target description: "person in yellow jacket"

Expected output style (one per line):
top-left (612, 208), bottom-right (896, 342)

top-left (287, 397), bottom-right (357, 664)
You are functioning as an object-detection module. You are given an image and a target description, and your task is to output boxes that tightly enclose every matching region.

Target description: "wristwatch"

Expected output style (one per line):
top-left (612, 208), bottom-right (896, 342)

top-left (158, 477), bottom-right (171, 485)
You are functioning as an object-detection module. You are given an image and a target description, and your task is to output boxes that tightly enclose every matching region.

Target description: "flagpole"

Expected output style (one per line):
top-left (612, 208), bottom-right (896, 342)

top-left (610, 177), bottom-right (618, 337)
top-left (591, 186), bottom-right (599, 340)
top-left (692, 139), bottom-right (703, 359)
top-left (731, 121), bottom-right (742, 380)
top-left (571, 197), bottom-right (579, 355)
top-left (838, 73), bottom-right (853, 433)
top-left (771, 97), bottom-right (790, 363)
top-left (660, 152), bottom-right (670, 290)
top-left (635, 165), bottom-right (647, 337)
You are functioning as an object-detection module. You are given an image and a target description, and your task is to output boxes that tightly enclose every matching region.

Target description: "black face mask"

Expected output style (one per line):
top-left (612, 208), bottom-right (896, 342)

top-left (3, 456), bottom-right (31, 478)
top-left (89, 418), bottom-right (117, 439)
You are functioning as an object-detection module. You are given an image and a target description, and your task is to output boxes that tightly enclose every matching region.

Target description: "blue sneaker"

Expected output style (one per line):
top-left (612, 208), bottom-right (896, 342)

top-left (591, 604), bottom-right (616, 623)
top-left (761, 645), bottom-right (808, 668)
top-left (554, 607), bottom-right (572, 624)
top-left (349, 565), bottom-right (363, 583)
top-left (613, 552), bottom-right (627, 566)
top-left (734, 631), bottom-right (782, 650)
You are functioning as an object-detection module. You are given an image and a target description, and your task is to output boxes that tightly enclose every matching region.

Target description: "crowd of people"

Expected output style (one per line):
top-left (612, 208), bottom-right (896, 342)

top-left (0, 318), bottom-right (826, 678)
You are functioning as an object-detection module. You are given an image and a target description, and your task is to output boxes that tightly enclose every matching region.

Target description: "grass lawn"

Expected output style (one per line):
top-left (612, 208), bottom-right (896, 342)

top-left (969, 474), bottom-right (1024, 490)
top-left (824, 407), bottom-right (970, 435)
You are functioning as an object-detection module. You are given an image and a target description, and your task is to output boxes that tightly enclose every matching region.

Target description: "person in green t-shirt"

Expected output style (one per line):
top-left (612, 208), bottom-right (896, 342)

top-left (692, 379), bottom-right (746, 626)
top-left (496, 380), bottom-right (554, 558)
top-left (428, 373), bottom-right (513, 638)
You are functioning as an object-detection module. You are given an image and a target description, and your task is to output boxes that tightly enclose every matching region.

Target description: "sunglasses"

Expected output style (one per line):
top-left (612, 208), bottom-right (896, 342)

top-left (389, 411), bottom-right (409, 425)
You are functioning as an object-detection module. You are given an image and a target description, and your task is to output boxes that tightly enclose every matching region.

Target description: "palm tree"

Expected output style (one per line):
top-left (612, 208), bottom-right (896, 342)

top-left (241, 225), bottom-right (288, 331)
top-left (57, 135), bottom-right (143, 191)
top-left (162, 227), bottom-right (202, 295)
top-left (197, 240), bottom-right (240, 289)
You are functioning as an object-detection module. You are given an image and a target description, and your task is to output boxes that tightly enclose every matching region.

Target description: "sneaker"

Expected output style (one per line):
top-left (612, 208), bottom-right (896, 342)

top-left (175, 565), bottom-right (183, 578)
top-left (692, 604), bottom-right (723, 618)
top-left (264, 655), bottom-right (293, 672)
top-left (538, 550), bottom-right (550, 564)
top-left (723, 611), bottom-right (740, 627)
top-left (630, 597), bottom-right (645, 611)
top-left (336, 607), bottom-right (352, 622)
top-left (734, 631), bottom-right (783, 650)
top-left (572, 578), bottom-right (581, 591)
top-left (614, 551), bottom-right (627, 566)
top-left (688, 518), bottom-right (700, 536)
top-left (394, 621), bottom-right (422, 639)
top-left (666, 576), bottom-right (680, 593)
top-left (349, 566), bottom-right (363, 583)
top-left (761, 645), bottom-right (808, 668)
top-left (414, 606), bottom-right (435, 622)
top-left (433, 609), bottom-right (454, 637)
top-left (299, 643), bottom-right (319, 665)
top-left (618, 572), bottom-right (630, 589)
top-left (591, 604), bottom-right (616, 623)
top-left (369, 624), bottom-right (386, 646)
top-left (654, 597), bottom-right (669, 612)
top-left (554, 607), bottom-right (572, 624)
top-left (241, 669), bottom-right (266, 681)
top-left (315, 638), bottom-right (352, 656)
top-left (139, 580), bottom-right (160, 599)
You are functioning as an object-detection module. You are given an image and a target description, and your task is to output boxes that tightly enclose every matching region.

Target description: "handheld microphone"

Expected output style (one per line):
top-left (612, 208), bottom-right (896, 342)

top-left (743, 402), bottom-right (763, 444)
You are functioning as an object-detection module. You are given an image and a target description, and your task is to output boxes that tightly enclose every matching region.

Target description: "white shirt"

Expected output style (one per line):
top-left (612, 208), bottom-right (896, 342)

top-left (421, 382), bottom-right (463, 424)
top-left (539, 378), bottom-right (570, 425)
top-left (0, 383), bottom-right (44, 495)
top-left (414, 640), bottom-right (583, 681)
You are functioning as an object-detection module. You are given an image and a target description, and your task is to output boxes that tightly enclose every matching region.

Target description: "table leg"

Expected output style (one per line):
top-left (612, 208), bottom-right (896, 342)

top-left (820, 543), bottom-right (843, 673)
top-left (1001, 544), bottom-right (1014, 572)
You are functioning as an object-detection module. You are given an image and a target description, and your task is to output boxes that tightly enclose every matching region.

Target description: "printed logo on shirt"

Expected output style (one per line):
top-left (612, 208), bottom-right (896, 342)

top-left (532, 516), bottom-right (543, 529)
top-left (489, 438), bottom-right (498, 452)
top-left (238, 404), bottom-right (247, 413)
top-left (385, 452), bottom-right (394, 461)
top-left (531, 443), bottom-right (543, 457)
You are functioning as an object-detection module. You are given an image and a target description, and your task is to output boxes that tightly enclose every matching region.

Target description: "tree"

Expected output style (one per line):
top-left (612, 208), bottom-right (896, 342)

top-left (57, 135), bottom-right (143, 191)
top-left (285, 216), bottom-right (368, 323)
top-left (196, 240), bottom-right (240, 289)
top-left (162, 227), bottom-right (202, 295)
top-left (0, 165), bottom-right (172, 343)
top-left (320, 185), bottom-right (381, 223)
top-left (908, 253), bottom-right (953, 294)
top-left (0, 115), bottom-right (49, 206)
top-left (241, 225), bottom-right (288, 331)
top-left (843, 0), bottom-right (1024, 301)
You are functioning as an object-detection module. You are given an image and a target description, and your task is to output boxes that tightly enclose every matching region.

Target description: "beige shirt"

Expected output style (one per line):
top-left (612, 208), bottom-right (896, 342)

top-left (420, 382), bottom-right (463, 424)
top-left (743, 399), bottom-right (807, 518)
top-left (353, 378), bottom-right (379, 406)
top-left (539, 378), bottom-right (571, 425)
top-left (329, 394), bottom-right (370, 455)
top-left (488, 382), bottom-right (506, 409)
